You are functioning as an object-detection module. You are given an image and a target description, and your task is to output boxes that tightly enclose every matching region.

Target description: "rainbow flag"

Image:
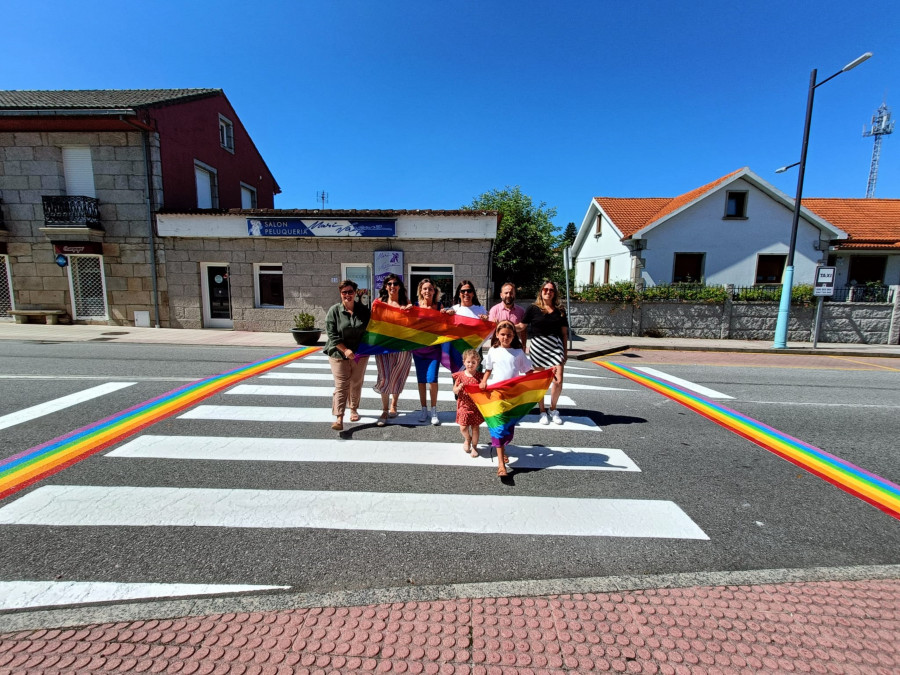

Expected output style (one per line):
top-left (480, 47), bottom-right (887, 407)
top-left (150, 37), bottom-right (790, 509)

top-left (465, 370), bottom-right (553, 444)
top-left (357, 302), bottom-right (494, 364)
top-left (598, 360), bottom-right (900, 521)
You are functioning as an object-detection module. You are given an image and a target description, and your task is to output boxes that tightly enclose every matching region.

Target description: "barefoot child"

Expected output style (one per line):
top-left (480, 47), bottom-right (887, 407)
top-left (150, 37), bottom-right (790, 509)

top-left (480, 320), bottom-right (534, 476)
top-left (452, 349), bottom-right (484, 457)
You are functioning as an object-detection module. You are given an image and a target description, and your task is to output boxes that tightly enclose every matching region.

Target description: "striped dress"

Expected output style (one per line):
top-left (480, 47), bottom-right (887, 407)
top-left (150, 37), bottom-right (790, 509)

top-left (374, 351), bottom-right (412, 395)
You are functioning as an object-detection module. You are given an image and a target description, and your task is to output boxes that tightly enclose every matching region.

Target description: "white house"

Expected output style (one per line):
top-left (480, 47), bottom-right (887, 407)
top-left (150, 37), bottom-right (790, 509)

top-left (571, 168), bottom-right (848, 288)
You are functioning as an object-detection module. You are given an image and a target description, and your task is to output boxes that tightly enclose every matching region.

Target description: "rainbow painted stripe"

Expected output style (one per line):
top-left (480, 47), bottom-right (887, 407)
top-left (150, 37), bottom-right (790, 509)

top-left (598, 360), bottom-right (900, 521)
top-left (465, 370), bottom-right (554, 442)
top-left (357, 302), bottom-right (494, 358)
top-left (0, 346), bottom-right (318, 501)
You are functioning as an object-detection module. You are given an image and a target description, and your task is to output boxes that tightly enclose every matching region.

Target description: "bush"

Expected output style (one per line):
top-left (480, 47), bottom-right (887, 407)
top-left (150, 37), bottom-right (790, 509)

top-left (734, 284), bottom-right (814, 304)
top-left (293, 312), bottom-right (316, 330)
top-left (642, 283), bottom-right (728, 303)
top-left (575, 281), bottom-right (640, 304)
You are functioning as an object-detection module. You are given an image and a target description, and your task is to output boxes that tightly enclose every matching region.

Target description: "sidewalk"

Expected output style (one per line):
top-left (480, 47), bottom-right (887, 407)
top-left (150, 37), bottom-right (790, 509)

top-left (2, 321), bottom-right (899, 358)
top-left (1, 570), bottom-right (898, 673)
top-left (1, 321), bottom-right (898, 671)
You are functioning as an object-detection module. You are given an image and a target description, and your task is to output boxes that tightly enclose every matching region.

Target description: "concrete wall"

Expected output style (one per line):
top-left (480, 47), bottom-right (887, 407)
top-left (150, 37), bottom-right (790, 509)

top-left (568, 293), bottom-right (897, 344)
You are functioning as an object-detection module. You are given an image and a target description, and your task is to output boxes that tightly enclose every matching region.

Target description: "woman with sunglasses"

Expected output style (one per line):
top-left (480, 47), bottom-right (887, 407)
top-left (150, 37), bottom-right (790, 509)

top-left (518, 280), bottom-right (568, 425)
top-left (412, 278), bottom-right (445, 425)
top-left (373, 273), bottom-right (414, 426)
top-left (324, 279), bottom-right (371, 431)
top-left (449, 280), bottom-right (489, 321)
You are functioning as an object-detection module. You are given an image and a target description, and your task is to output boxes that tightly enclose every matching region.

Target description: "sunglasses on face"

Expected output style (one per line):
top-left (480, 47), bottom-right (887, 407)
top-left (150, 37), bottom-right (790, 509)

top-left (542, 288), bottom-right (555, 293)
top-left (459, 288), bottom-right (474, 294)
top-left (340, 290), bottom-right (355, 295)
top-left (386, 281), bottom-right (400, 287)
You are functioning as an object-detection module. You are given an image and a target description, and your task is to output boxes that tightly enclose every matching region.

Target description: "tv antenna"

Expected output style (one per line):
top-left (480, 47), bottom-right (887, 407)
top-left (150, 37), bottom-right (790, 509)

top-left (316, 190), bottom-right (329, 209)
top-left (863, 102), bottom-right (894, 198)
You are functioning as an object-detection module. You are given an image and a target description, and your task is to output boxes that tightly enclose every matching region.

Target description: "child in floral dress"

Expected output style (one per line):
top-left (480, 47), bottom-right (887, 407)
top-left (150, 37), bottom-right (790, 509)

top-left (452, 349), bottom-right (484, 457)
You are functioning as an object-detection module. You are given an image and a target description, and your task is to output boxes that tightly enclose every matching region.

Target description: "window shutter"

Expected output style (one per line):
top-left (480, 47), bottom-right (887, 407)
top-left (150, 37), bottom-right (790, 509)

top-left (62, 147), bottom-right (96, 197)
top-left (196, 166), bottom-right (213, 208)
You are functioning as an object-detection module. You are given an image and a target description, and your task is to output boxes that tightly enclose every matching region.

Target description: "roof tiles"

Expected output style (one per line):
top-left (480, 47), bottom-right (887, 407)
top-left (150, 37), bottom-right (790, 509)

top-left (803, 198), bottom-right (900, 247)
top-left (0, 89), bottom-right (221, 110)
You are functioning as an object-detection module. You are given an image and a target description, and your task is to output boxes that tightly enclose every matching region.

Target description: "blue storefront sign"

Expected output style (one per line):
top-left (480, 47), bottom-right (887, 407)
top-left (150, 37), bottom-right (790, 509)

top-left (247, 218), bottom-right (395, 237)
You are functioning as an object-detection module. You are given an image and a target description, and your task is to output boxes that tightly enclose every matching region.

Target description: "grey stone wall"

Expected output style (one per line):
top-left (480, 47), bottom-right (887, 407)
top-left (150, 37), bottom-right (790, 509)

top-left (0, 130), bottom-right (164, 325)
top-left (163, 237), bottom-right (493, 332)
top-left (568, 299), bottom-right (895, 344)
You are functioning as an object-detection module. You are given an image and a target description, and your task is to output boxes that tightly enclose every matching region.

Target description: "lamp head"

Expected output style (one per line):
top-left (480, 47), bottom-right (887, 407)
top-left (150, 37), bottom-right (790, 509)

top-left (842, 52), bottom-right (872, 72)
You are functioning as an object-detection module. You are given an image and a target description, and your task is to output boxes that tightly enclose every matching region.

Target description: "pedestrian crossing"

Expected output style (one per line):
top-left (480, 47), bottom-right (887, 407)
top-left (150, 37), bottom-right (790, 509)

top-left (0, 352), bottom-right (712, 610)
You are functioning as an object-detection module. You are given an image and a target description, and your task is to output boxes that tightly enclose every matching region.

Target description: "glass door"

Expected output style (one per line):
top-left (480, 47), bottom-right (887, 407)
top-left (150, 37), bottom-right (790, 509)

top-left (342, 264), bottom-right (372, 308)
top-left (201, 263), bottom-right (233, 328)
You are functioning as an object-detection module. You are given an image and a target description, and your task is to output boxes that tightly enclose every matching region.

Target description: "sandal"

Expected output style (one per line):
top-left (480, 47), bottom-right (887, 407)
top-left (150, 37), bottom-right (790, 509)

top-left (469, 447), bottom-right (480, 458)
top-left (349, 411), bottom-right (361, 422)
top-left (376, 413), bottom-right (388, 427)
top-left (388, 409), bottom-right (398, 418)
top-left (331, 420), bottom-right (344, 431)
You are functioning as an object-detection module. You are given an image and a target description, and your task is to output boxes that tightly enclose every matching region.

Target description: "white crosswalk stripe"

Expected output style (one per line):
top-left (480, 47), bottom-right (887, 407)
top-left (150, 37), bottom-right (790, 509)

top-left (282, 361), bottom-right (615, 381)
top-left (227, 383), bottom-right (580, 406)
top-left (261, 371), bottom-right (628, 391)
top-left (0, 485), bottom-right (709, 540)
top-left (180, 405), bottom-right (604, 431)
top-left (108, 435), bottom-right (639, 471)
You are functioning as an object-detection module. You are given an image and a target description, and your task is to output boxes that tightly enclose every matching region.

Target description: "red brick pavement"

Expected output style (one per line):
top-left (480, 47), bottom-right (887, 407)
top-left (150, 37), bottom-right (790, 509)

top-left (1, 578), bottom-right (898, 674)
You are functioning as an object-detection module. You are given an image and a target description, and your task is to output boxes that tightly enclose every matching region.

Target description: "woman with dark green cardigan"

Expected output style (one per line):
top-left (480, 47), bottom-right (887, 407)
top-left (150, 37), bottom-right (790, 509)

top-left (325, 279), bottom-right (371, 431)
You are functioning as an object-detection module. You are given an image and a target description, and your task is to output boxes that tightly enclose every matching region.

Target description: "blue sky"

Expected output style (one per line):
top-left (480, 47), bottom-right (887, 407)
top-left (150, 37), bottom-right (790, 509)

top-left (3, 0), bottom-right (898, 231)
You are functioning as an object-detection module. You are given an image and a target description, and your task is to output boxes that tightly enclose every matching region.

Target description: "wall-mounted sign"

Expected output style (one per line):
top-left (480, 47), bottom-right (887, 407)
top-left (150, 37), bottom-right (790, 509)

top-left (814, 266), bottom-right (836, 297)
top-left (53, 242), bottom-right (103, 255)
top-left (374, 250), bottom-right (404, 292)
top-left (55, 254), bottom-right (68, 267)
top-left (247, 219), bottom-right (395, 237)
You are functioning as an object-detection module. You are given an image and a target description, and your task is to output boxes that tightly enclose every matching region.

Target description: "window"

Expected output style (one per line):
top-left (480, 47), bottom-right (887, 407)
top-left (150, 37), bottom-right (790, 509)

top-left (195, 161), bottom-right (218, 208)
top-left (755, 254), bottom-right (787, 284)
top-left (848, 255), bottom-right (887, 284)
top-left (0, 255), bottom-right (13, 318)
top-left (673, 253), bottom-right (704, 283)
top-left (724, 191), bottom-right (748, 218)
top-left (408, 264), bottom-right (454, 303)
top-left (62, 146), bottom-right (96, 197)
top-left (68, 255), bottom-right (108, 319)
top-left (595, 213), bottom-right (602, 236)
top-left (588, 261), bottom-right (595, 285)
top-left (254, 264), bottom-right (284, 307)
top-left (603, 259), bottom-right (611, 284)
top-left (241, 183), bottom-right (257, 209)
top-left (219, 115), bottom-right (234, 152)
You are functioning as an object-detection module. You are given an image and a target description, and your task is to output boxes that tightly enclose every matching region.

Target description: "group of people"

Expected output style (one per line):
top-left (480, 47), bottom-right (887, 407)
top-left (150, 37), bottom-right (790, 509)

top-left (324, 276), bottom-right (569, 474)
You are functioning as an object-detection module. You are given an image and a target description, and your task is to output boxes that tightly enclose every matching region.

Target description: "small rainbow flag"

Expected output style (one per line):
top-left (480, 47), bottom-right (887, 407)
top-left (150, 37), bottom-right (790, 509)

top-left (0, 346), bottom-right (318, 501)
top-left (465, 370), bottom-right (554, 444)
top-left (357, 302), bottom-right (494, 362)
top-left (599, 360), bottom-right (900, 521)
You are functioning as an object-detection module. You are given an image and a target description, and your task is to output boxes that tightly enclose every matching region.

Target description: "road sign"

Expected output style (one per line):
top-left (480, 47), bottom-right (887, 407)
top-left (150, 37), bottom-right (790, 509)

top-left (814, 266), bottom-right (836, 296)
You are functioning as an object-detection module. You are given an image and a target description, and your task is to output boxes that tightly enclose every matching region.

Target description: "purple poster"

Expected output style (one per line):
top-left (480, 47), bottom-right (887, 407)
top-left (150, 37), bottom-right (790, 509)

top-left (374, 251), bottom-right (404, 293)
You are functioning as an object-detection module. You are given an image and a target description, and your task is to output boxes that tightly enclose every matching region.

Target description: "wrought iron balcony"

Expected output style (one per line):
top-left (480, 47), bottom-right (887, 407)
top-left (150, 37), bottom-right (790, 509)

top-left (41, 195), bottom-right (101, 227)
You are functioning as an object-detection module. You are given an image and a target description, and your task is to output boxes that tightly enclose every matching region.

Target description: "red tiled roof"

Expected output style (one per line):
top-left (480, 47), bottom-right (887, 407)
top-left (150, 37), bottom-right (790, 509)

top-left (594, 168), bottom-right (746, 238)
top-left (803, 199), bottom-right (900, 249)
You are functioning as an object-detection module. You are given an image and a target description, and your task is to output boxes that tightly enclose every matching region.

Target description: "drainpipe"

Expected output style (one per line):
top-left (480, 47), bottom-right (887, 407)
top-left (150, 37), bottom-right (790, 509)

top-left (121, 116), bottom-right (161, 328)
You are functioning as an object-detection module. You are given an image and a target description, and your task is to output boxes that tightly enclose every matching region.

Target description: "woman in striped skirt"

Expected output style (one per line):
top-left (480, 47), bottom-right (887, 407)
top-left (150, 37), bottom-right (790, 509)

top-left (517, 280), bottom-right (568, 425)
top-left (373, 274), bottom-right (414, 426)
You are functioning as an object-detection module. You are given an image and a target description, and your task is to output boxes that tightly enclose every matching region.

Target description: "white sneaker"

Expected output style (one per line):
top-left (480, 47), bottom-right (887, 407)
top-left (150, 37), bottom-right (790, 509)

top-left (431, 408), bottom-right (440, 426)
top-left (539, 412), bottom-right (550, 425)
top-left (418, 407), bottom-right (428, 423)
top-left (550, 409), bottom-right (563, 425)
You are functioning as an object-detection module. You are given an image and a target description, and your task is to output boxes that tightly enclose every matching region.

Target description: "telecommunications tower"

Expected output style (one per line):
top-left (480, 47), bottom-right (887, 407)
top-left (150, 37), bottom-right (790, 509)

top-left (863, 102), bottom-right (894, 198)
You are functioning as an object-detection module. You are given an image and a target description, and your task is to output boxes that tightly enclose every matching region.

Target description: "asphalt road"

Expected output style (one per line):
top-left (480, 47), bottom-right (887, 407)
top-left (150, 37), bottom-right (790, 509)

top-left (0, 341), bottom-right (898, 609)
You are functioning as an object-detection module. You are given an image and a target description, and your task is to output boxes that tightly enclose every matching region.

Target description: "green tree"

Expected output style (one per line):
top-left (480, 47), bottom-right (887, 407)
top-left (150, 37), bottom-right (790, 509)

top-left (562, 222), bottom-right (577, 247)
top-left (463, 186), bottom-right (561, 296)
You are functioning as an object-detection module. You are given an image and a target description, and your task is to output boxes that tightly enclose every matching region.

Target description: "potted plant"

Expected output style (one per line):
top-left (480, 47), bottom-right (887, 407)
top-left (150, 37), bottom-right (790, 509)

top-left (291, 312), bottom-right (322, 346)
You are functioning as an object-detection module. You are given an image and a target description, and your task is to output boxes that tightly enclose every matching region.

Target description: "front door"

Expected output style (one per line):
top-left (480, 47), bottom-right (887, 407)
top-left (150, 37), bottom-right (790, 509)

top-left (201, 263), bottom-right (233, 328)
top-left (342, 264), bottom-right (372, 308)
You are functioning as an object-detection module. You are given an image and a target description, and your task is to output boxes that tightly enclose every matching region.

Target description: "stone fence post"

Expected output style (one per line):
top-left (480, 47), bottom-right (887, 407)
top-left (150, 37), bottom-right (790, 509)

top-left (889, 286), bottom-right (900, 345)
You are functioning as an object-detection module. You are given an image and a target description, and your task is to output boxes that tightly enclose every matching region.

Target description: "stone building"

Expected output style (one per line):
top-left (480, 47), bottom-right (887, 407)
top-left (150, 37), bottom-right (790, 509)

top-left (156, 209), bottom-right (499, 331)
top-left (0, 89), bottom-right (279, 326)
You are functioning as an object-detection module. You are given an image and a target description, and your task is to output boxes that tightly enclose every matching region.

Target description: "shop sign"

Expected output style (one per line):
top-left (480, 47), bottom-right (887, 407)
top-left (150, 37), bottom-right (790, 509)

top-left (374, 251), bottom-right (404, 291)
top-left (53, 242), bottom-right (103, 255)
top-left (247, 218), bottom-right (395, 237)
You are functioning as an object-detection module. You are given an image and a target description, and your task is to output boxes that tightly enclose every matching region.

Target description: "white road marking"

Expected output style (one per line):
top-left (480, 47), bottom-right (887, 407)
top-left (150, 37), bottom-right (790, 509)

top-left (283, 362), bottom-right (612, 380)
top-left (108, 435), bottom-right (638, 472)
top-left (261, 371), bottom-right (626, 391)
top-left (0, 375), bottom-right (197, 382)
top-left (634, 367), bottom-right (733, 399)
top-left (0, 581), bottom-right (289, 611)
top-left (0, 485), bottom-right (708, 540)
top-left (0, 382), bottom-right (136, 431)
top-left (227, 384), bottom-right (579, 406)
top-left (180, 405), bottom-right (604, 431)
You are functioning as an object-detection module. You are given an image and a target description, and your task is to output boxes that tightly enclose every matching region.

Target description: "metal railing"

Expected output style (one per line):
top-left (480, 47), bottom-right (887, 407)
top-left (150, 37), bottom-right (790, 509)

top-left (41, 195), bottom-right (101, 226)
top-left (575, 283), bottom-right (895, 304)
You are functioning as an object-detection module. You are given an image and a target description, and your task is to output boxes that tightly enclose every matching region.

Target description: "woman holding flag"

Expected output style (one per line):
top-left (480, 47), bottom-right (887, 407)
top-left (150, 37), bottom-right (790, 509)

top-left (412, 278), bottom-right (447, 425)
top-left (373, 274), bottom-right (414, 426)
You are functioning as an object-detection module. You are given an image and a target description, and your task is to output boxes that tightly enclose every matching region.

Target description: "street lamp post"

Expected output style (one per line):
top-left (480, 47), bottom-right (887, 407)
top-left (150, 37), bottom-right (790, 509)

top-left (772, 52), bottom-right (872, 349)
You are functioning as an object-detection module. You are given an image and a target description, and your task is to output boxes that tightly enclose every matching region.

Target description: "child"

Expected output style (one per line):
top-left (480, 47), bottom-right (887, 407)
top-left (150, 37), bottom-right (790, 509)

top-left (452, 349), bottom-right (484, 457)
top-left (480, 320), bottom-right (534, 476)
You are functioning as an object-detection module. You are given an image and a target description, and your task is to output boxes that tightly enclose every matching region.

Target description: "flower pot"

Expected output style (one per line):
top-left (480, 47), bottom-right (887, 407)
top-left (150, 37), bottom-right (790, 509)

top-left (291, 328), bottom-right (322, 346)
